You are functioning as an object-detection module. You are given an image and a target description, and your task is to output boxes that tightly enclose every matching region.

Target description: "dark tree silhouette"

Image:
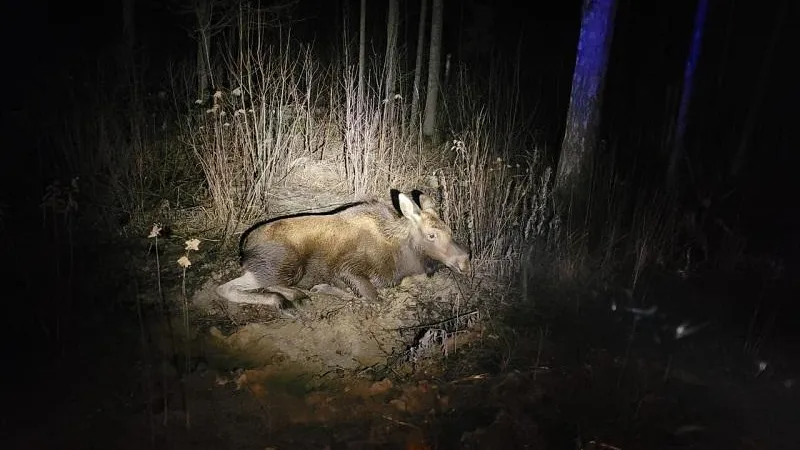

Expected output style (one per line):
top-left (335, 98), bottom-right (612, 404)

top-left (422, 0), bottom-right (443, 137)
top-left (383, 0), bottom-right (399, 125)
top-left (730, 0), bottom-right (787, 178)
top-left (358, 0), bottom-right (366, 117)
top-left (668, 0), bottom-right (709, 187)
top-left (410, 0), bottom-right (428, 129)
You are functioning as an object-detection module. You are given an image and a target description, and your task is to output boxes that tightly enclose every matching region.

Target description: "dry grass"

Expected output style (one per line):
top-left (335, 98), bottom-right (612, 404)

top-left (185, 36), bottom-right (322, 238)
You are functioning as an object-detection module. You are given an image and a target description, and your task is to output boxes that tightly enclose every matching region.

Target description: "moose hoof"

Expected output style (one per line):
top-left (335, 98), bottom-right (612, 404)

top-left (277, 296), bottom-right (298, 310)
top-left (279, 307), bottom-right (299, 319)
top-left (276, 299), bottom-right (304, 320)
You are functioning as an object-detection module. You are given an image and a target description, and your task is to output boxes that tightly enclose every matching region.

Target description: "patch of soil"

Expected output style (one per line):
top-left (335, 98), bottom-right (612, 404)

top-left (191, 270), bottom-right (471, 372)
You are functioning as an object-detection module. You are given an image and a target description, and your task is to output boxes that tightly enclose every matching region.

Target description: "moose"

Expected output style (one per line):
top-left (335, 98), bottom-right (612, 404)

top-left (216, 190), bottom-right (471, 314)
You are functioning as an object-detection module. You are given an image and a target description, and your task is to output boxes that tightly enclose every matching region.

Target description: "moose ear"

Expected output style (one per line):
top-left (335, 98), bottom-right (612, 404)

top-left (398, 192), bottom-right (422, 222)
top-left (418, 194), bottom-right (436, 212)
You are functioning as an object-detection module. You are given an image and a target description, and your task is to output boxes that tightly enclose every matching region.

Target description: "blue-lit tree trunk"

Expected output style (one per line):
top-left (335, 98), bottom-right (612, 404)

top-left (668, 0), bottom-right (709, 187)
top-left (556, 0), bottom-right (618, 193)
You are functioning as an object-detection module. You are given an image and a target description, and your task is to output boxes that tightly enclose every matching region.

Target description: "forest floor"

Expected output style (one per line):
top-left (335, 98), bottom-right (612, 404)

top-left (3, 160), bottom-right (798, 450)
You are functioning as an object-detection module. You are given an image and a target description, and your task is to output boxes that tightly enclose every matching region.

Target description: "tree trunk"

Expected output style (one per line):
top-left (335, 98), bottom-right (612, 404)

top-left (195, 0), bottom-right (212, 104)
top-left (122, 0), bottom-right (135, 61)
top-left (730, 0), bottom-right (786, 178)
top-left (410, 0), bottom-right (428, 129)
top-left (556, 0), bottom-right (618, 195)
top-left (667, 0), bottom-right (709, 188)
top-left (358, 0), bottom-right (366, 117)
top-left (121, 0), bottom-right (137, 89)
top-left (422, 0), bottom-right (443, 138)
top-left (383, 0), bottom-right (399, 125)
top-left (122, 0), bottom-right (141, 134)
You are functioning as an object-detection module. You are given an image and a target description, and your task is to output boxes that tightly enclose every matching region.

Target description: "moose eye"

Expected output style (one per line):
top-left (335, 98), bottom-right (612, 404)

top-left (426, 232), bottom-right (437, 241)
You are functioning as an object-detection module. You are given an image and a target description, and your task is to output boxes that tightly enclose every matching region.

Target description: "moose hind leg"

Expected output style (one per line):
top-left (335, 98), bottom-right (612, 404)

top-left (266, 285), bottom-right (308, 305)
top-left (239, 243), bottom-right (307, 309)
top-left (216, 270), bottom-right (293, 309)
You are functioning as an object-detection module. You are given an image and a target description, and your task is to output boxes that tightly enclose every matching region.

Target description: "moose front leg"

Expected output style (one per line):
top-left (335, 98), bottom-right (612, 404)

top-left (309, 282), bottom-right (354, 299)
top-left (341, 274), bottom-right (379, 303)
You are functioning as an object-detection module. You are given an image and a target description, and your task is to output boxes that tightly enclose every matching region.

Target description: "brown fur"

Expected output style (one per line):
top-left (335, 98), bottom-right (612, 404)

top-left (216, 192), bottom-right (471, 313)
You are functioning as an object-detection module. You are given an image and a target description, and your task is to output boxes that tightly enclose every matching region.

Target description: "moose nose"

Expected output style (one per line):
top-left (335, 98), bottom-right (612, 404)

top-left (454, 257), bottom-right (472, 275)
top-left (462, 259), bottom-right (472, 275)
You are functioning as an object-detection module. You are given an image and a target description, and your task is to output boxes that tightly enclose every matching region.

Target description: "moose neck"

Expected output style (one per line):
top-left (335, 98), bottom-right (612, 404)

top-left (392, 239), bottom-right (428, 282)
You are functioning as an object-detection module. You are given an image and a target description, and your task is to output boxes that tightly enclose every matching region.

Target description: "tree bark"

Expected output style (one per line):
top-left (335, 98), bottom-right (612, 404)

top-left (556, 0), bottom-right (618, 195)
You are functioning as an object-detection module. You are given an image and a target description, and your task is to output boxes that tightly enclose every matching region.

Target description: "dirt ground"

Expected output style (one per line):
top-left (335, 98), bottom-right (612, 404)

top-left (6, 268), bottom-right (798, 450)
top-left (4, 161), bottom-right (799, 449)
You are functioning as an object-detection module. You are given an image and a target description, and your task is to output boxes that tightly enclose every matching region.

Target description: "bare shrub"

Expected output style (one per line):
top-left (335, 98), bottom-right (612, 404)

top-left (185, 18), bottom-right (322, 237)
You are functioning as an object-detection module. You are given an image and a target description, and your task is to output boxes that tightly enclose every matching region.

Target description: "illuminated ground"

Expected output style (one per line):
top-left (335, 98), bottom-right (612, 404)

top-left (4, 162), bottom-right (798, 449)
